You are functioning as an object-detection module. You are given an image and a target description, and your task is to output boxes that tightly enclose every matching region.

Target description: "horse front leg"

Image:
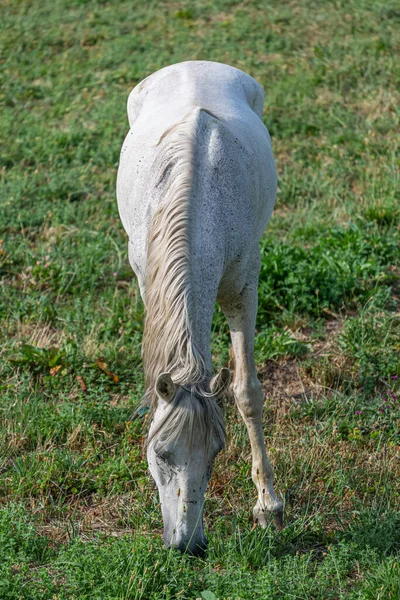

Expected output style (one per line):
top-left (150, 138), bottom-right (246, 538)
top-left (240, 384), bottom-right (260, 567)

top-left (222, 280), bottom-right (284, 530)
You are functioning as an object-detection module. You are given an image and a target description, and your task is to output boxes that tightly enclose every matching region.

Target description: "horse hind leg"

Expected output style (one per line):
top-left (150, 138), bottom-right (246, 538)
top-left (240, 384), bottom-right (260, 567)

top-left (221, 276), bottom-right (284, 530)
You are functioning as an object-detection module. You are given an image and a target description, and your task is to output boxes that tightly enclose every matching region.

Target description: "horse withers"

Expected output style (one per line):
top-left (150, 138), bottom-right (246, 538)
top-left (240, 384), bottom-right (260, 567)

top-left (116, 61), bottom-right (283, 556)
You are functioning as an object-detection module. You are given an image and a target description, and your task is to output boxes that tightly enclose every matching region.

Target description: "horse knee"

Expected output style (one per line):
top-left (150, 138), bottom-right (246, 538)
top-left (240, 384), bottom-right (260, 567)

top-left (234, 378), bottom-right (264, 419)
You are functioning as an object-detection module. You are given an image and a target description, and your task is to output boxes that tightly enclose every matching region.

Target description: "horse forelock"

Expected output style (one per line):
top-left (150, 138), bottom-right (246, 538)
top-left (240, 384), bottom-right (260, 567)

top-left (147, 386), bottom-right (226, 452)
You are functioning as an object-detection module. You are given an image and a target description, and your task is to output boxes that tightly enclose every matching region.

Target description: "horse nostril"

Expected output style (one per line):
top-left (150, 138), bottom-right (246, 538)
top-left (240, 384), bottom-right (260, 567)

top-left (187, 537), bottom-right (208, 558)
top-left (172, 538), bottom-right (208, 557)
top-left (191, 539), bottom-right (207, 558)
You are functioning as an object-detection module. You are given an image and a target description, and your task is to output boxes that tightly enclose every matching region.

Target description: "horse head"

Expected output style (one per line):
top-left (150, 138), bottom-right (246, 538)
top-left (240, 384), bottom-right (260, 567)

top-left (147, 368), bottom-right (230, 556)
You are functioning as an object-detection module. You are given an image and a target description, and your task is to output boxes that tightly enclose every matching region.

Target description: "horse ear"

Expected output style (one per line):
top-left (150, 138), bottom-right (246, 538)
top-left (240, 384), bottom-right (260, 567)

top-left (155, 372), bottom-right (176, 403)
top-left (210, 367), bottom-right (231, 396)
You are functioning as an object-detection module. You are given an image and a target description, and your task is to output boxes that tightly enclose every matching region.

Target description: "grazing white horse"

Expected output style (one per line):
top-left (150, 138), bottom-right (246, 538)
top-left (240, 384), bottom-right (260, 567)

top-left (117, 60), bottom-right (283, 556)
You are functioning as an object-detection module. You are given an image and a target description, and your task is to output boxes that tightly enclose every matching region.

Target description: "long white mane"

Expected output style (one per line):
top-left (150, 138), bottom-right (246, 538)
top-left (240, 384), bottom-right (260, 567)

top-left (142, 107), bottom-right (225, 448)
top-left (143, 108), bottom-right (206, 395)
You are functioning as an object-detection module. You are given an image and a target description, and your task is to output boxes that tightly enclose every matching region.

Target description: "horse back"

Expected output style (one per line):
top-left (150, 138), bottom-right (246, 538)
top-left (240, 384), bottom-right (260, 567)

top-left (116, 62), bottom-right (277, 298)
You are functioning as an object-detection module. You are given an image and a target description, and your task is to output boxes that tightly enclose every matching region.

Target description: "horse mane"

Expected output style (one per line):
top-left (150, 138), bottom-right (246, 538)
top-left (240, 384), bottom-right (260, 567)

top-left (140, 108), bottom-right (224, 449)
top-left (142, 107), bottom-right (207, 397)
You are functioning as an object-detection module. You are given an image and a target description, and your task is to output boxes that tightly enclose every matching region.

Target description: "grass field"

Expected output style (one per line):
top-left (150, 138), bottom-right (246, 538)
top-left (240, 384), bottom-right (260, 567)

top-left (1, 0), bottom-right (400, 598)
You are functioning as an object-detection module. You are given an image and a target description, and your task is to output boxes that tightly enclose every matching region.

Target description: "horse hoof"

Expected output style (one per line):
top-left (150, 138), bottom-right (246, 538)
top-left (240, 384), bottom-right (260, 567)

top-left (253, 503), bottom-right (285, 530)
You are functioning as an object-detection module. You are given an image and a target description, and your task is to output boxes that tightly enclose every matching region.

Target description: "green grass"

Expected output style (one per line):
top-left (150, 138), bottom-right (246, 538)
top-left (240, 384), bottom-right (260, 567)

top-left (1, 0), bottom-right (399, 598)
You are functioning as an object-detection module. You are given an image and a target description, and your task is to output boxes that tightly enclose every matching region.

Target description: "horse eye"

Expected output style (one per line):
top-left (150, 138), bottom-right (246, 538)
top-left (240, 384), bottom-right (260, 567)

top-left (155, 448), bottom-right (173, 463)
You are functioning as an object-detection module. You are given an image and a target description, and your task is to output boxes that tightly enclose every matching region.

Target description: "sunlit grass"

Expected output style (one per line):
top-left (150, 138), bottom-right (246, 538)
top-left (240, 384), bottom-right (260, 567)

top-left (0, 0), bottom-right (399, 597)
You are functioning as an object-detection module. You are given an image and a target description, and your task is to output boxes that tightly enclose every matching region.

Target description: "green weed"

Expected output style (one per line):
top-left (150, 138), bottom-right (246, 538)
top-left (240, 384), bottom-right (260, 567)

top-left (0, 0), bottom-right (399, 597)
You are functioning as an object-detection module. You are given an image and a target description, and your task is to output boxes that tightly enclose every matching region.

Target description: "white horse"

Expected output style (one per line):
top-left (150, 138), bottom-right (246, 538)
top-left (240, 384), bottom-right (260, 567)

top-left (117, 60), bottom-right (283, 556)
